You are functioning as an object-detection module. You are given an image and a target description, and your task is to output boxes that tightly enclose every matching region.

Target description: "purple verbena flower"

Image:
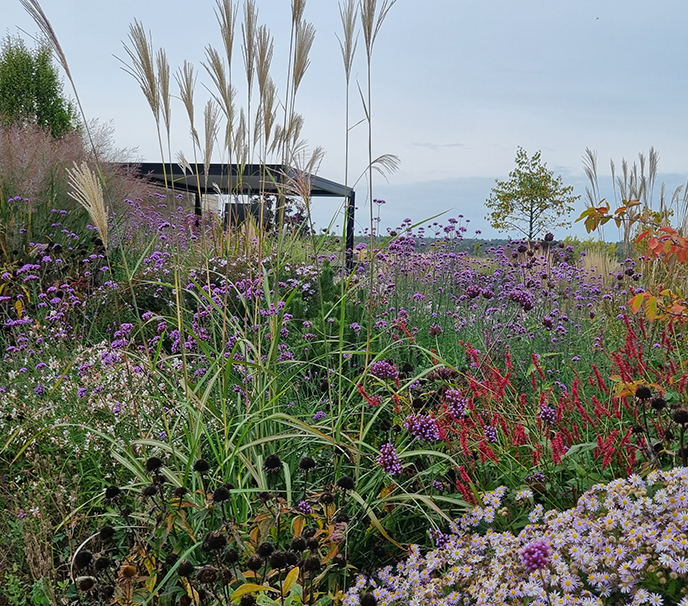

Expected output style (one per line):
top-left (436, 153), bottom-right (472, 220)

top-left (376, 442), bottom-right (403, 476)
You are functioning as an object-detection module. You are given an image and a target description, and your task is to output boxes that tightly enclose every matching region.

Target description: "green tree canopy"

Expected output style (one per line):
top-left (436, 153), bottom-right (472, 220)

top-left (0, 35), bottom-right (78, 138)
top-left (485, 147), bottom-right (579, 241)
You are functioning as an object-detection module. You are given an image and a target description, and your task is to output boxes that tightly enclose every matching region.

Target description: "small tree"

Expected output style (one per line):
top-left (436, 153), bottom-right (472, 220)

top-left (0, 35), bottom-right (78, 138)
top-left (486, 147), bottom-right (579, 241)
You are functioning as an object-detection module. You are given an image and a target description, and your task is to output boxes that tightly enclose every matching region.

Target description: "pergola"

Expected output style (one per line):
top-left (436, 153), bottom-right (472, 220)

top-left (123, 162), bottom-right (356, 269)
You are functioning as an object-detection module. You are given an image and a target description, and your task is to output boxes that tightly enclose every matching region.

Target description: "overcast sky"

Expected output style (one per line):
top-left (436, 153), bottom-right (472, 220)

top-left (5, 0), bottom-right (688, 239)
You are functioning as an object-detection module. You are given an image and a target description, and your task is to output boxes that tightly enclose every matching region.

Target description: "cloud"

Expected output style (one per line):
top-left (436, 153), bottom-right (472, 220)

top-left (411, 142), bottom-right (465, 151)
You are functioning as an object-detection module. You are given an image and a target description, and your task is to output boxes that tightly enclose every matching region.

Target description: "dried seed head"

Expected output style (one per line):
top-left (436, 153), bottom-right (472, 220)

top-left (141, 484), bottom-right (158, 498)
top-left (74, 550), bottom-right (94, 570)
top-left (263, 454), bottom-right (281, 473)
top-left (145, 456), bottom-right (164, 473)
top-left (104, 486), bottom-right (122, 501)
top-left (246, 555), bottom-right (263, 572)
top-left (213, 486), bottom-right (230, 502)
top-left (95, 557), bottom-right (113, 572)
top-left (635, 386), bottom-right (652, 401)
top-left (120, 565), bottom-right (137, 579)
top-left (298, 456), bottom-right (316, 471)
top-left (651, 397), bottom-right (667, 411)
top-left (257, 541), bottom-right (275, 557)
top-left (303, 555), bottom-right (321, 572)
top-left (360, 594), bottom-right (378, 606)
top-left (196, 565), bottom-right (218, 584)
top-left (202, 531), bottom-right (228, 551)
top-left (674, 409), bottom-right (688, 425)
top-left (270, 551), bottom-right (287, 569)
top-left (193, 459), bottom-right (210, 473)
top-left (177, 560), bottom-right (195, 577)
top-left (335, 476), bottom-right (355, 491)
top-left (78, 577), bottom-right (96, 592)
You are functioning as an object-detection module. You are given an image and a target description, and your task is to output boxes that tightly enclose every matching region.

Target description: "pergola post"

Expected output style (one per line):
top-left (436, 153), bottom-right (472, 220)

top-left (345, 191), bottom-right (355, 271)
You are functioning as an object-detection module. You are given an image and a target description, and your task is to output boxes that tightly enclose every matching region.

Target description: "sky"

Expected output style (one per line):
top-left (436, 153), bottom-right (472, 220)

top-left (5, 0), bottom-right (688, 239)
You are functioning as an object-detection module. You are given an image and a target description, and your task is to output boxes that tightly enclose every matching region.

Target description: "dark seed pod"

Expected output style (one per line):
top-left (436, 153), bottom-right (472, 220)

top-left (202, 531), bottom-right (227, 551)
top-left (270, 551), bottom-right (287, 569)
top-left (651, 397), bottom-right (667, 411)
top-left (193, 459), bottom-right (210, 473)
top-left (224, 548), bottom-right (239, 565)
top-left (104, 486), bottom-right (122, 501)
top-left (307, 538), bottom-right (319, 551)
top-left (177, 560), bottom-right (195, 577)
top-left (319, 492), bottom-right (334, 505)
top-left (335, 476), bottom-right (355, 492)
top-left (95, 557), bottom-right (113, 572)
top-left (179, 595), bottom-right (192, 606)
top-left (263, 454), bottom-right (282, 474)
top-left (290, 536), bottom-right (307, 552)
top-left (635, 386), bottom-right (652, 401)
top-left (141, 484), bottom-right (158, 498)
top-left (246, 555), bottom-right (263, 572)
top-left (173, 486), bottom-right (188, 498)
top-left (360, 593), bottom-right (378, 606)
top-left (74, 551), bottom-right (94, 570)
top-left (145, 457), bottom-right (164, 473)
top-left (99, 526), bottom-right (115, 541)
top-left (196, 566), bottom-right (217, 584)
top-left (164, 553), bottom-right (179, 568)
top-left (78, 577), bottom-right (96, 592)
top-left (332, 553), bottom-right (347, 568)
top-left (299, 457), bottom-right (316, 471)
top-left (334, 513), bottom-right (350, 524)
top-left (120, 565), bottom-right (137, 579)
top-left (303, 556), bottom-right (321, 572)
top-left (240, 595), bottom-right (257, 606)
top-left (257, 542), bottom-right (275, 558)
top-left (302, 527), bottom-right (317, 539)
top-left (285, 551), bottom-right (300, 567)
top-left (213, 486), bottom-right (230, 502)
top-left (674, 409), bottom-right (688, 425)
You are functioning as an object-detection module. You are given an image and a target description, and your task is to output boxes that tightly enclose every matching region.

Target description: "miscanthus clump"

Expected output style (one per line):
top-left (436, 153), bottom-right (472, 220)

top-left (344, 468), bottom-right (688, 606)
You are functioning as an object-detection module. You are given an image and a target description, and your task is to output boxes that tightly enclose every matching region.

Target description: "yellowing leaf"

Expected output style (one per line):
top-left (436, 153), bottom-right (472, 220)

top-left (646, 296), bottom-right (659, 321)
top-left (282, 566), bottom-right (300, 595)
top-left (629, 293), bottom-right (646, 314)
top-left (231, 584), bottom-right (279, 600)
top-left (292, 516), bottom-right (304, 538)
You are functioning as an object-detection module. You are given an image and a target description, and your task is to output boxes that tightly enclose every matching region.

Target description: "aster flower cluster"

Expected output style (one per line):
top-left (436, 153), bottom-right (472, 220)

top-left (403, 414), bottom-right (440, 442)
top-left (376, 442), bottom-right (403, 476)
top-left (343, 468), bottom-right (688, 606)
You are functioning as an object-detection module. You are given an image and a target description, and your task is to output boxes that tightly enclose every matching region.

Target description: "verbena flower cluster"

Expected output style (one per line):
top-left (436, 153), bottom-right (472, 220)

top-left (369, 360), bottom-right (399, 380)
top-left (403, 414), bottom-right (440, 442)
top-left (344, 468), bottom-right (688, 606)
top-left (376, 442), bottom-right (403, 476)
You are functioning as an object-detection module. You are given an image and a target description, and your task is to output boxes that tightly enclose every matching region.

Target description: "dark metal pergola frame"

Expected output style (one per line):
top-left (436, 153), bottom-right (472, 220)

top-left (123, 162), bottom-right (356, 269)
